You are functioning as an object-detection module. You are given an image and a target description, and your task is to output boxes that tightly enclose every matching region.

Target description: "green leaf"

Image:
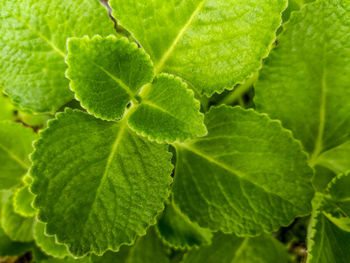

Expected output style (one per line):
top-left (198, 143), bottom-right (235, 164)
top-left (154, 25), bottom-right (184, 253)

top-left (307, 172), bottom-right (350, 262)
top-left (0, 122), bottom-right (37, 189)
top-left (182, 232), bottom-right (289, 263)
top-left (307, 210), bottom-right (350, 263)
top-left (30, 109), bottom-right (173, 256)
top-left (173, 106), bottom-right (314, 235)
top-left (1, 194), bottom-right (34, 242)
top-left (66, 36), bottom-right (154, 120)
top-left (315, 141), bottom-right (350, 174)
top-left (90, 228), bottom-right (170, 263)
top-left (312, 165), bottom-right (336, 193)
top-left (14, 183), bottom-right (37, 217)
top-left (110, 0), bottom-right (287, 95)
top-left (156, 200), bottom-right (212, 249)
top-left (128, 74), bottom-right (207, 143)
top-left (0, 0), bottom-right (115, 113)
top-left (0, 94), bottom-right (15, 121)
top-left (255, 0), bottom-right (350, 160)
top-left (0, 226), bottom-right (32, 257)
top-left (33, 219), bottom-right (70, 259)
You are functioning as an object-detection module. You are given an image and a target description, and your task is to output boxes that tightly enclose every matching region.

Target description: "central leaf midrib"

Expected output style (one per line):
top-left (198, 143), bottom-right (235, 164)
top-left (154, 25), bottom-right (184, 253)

top-left (154, 0), bottom-right (206, 74)
top-left (178, 143), bottom-right (298, 209)
top-left (82, 120), bottom-right (128, 231)
top-left (93, 62), bottom-right (137, 102)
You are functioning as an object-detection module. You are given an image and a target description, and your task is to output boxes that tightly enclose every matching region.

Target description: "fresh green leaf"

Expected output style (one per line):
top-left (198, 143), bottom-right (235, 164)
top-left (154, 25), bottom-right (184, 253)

top-left (315, 141), bottom-right (350, 174)
top-left (1, 194), bottom-right (34, 242)
top-left (90, 228), bottom-right (170, 263)
top-left (307, 210), bottom-right (350, 263)
top-left (128, 74), bottom-right (207, 143)
top-left (182, 232), bottom-right (289, 263)
top-left (66, 36), bottom-right (154, 120)
top-left (33, 219), bottom-right (69, 259)
top-left (14, 183), bottom-right (37, 217)
top-left (156, 200), bottom-right (212, 249)
top-left (110, 0), bottom-right (287, 95)
top-left (0, 94), bottom-right (15, 121)
top-left (255, 0), bottom-right (350, 161)
top-left (0, 0), bottom-right (114, 113)
top-left (0, 226), bottom-right (32, 257)
top-left (312, 165), bottom-right (336, 193)
top-left (30, 109), bottom-right (173, 256)
top-left (0, 122), bottom-right (37, 189)
top-left (173, 106), bottom-right (314, 235)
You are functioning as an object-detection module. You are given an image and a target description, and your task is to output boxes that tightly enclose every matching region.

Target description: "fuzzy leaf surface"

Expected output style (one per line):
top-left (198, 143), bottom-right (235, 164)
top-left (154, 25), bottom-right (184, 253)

top-left (110, 0), bottom-right (286, 95)
top-left (66, 36), bottom-right (154, 120)
top-left (255, 0), bottom-right (350, 159)
top-left (30, 109), bottom-right (173, 256)
top-left (182, 232), bottom-right (289, 263)
top-left (129, 74), bottom-right (207, 143)
top-left (173, 106), bottom-right (314, 235)
top-left (0, 122), bottom-right (37, 189)
top-left (0, 0), bottom-right (114, 113)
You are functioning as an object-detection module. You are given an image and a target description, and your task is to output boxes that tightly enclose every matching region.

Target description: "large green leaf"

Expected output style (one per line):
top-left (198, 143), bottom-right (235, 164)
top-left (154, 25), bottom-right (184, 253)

top-left (30, 109), bottom-right (173, 256)
top-left (173, 106), bottom-right (314, 235)
top-left (90, 228), bottom-right (170, 263)
top-left (128, 74), bottom-right (207, 143)
top-left (110, 0), bottom-right (286, 95)
top-left (0, 122), bottom-right (37, 189)
top-left (182, 232), bottom-right (289, 263)
top-left (0, 226), bottom-right (32, 257)
top-left (0, 0), bottom-right (114, 113)
top-left (255, 0), bottom-right (350, 161)
top-left (156, 200), bottom-right (212, 249)
top-left (66, 36), bottom-right (154, 121)
top-left (1, 194), bottom-right (34, 242)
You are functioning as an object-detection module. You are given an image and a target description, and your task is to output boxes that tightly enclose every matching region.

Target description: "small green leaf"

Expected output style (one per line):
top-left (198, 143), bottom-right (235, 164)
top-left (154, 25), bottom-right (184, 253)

top-left (312, 165), bottom-right (336, 193)
top-left (128, 74), bottom-right (207, 143)
top-left (1, 194), bottom-right (34, 242)
top-left (182, 232), bottom-right (289, 263)
top-left (66, 36), bottom-right (154, 120)
top-left (110, 0), bottom-right (287, 95)
top-left (33, 219), bottom-right (70, 259)
top-left (30, 109), bottom-right (173, 256)
top-left (0, 122), bottom-right (37, 190)
top-left (90, 228), bottom-right (170, 263)
top-left (255, 0), bottom-right (350, 160)
top-left (14, 183), bottom-right (37, 217)
top-left (0, 0), bottom-right (115, 113)
top-left (0, 226), bottom-right (32, 257)
top-left (173, 106), bottom-right (314, 235)
top-left (156, 200), bottom-right (212, 249)
top-left (307, 210), bottom-right (350, 263)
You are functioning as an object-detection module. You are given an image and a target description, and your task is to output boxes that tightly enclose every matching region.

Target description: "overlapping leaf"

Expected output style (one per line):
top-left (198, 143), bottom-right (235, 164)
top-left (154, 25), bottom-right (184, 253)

top-left (110, 0), bottom-right (287, 95)
top-left (66, 36), bottom-right (154, 120)
top-left (30, 109), bottom-right (173, 256)
top-left (156, 200), bottom-right (212, 249)
top-left (66, 36), bottom-right (206, 143)
top-left (255, 0), bottom-right (350, 163)
top-left (0, 226), bottom-right (32, 257)
top-left (173, 106), bottom-right (314, 235)
top-left (14, 183), bottom-right (37, 217)
top-left (307, 173), bottom-right (350, 263)
top-left (182, 232), bottom-right (289, 263)
top-left (0, 0), bottom-right (114, 113)
top-left (0, 122), bottom-right (37, 189)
